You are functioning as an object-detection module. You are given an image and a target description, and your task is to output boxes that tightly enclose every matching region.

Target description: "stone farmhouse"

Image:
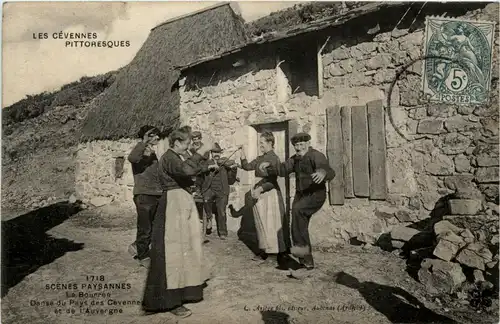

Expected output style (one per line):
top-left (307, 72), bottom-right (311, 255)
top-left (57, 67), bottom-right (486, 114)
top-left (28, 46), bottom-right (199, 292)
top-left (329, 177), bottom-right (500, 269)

top-left (77, 2), bottom-right (499, 247)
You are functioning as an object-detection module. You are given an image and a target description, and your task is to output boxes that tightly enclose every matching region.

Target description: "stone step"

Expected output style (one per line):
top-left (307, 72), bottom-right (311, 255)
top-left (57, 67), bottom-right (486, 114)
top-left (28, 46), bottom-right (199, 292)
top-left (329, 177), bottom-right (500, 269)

top-left (433, 231), bottom-right (466, 262)
top-left (448, 199), bottom-right (482, 215)
top-left (390, 226), bottom-right (419, 242)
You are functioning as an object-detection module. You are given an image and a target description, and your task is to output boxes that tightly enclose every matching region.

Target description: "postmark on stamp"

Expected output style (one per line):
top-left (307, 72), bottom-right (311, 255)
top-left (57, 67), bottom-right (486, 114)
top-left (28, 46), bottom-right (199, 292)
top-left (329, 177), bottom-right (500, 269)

top-left (422, 16), bottom-right (496, 105)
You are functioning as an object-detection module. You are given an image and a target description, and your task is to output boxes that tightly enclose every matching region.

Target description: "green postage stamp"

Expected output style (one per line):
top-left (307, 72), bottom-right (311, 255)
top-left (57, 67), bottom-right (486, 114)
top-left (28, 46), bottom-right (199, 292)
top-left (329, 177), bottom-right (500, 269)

top-left (422, 16), bottom-right (496, 105)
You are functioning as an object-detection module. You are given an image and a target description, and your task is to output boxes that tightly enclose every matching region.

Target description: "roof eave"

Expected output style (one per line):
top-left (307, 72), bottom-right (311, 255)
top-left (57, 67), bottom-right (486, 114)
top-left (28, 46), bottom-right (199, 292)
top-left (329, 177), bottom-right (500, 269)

top-left (176, 1), bottom-right (409, 72)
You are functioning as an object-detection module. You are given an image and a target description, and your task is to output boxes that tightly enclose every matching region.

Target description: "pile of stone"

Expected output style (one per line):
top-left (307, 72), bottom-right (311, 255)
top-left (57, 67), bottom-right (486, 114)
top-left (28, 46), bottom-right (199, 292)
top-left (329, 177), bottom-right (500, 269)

top-left (388, 219), bottom-right (499, 295)
top-left (420, 220), bottom-right (497, 294)
top-left (389, 225), bottom-right (432, 251)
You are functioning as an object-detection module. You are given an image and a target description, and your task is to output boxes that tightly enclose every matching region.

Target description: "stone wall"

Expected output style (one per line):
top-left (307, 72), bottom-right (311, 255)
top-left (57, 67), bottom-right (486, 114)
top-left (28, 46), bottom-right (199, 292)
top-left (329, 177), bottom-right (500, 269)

top-left (180, 52), bottom-right (331, 233)
top-left (320, 4), bottom-right (499, 245)
top-left (180, 4), bottom-right (499, 246)
top-left (74, 138), bottom-right (170, 209)
top-left (75, 140), bottom-right (136, 209)
top-left (180, 50), bottom-right (395, 244)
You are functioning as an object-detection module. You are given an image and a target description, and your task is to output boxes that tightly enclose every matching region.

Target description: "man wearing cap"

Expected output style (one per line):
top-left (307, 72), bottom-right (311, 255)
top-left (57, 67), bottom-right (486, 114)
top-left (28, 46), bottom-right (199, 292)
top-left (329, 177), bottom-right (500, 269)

top-left (263, 132), bottom-right (335, 270)
top-left (201, 143), bottom-right (238, 240)
top-left (127, 125), bottom-right (163, 268)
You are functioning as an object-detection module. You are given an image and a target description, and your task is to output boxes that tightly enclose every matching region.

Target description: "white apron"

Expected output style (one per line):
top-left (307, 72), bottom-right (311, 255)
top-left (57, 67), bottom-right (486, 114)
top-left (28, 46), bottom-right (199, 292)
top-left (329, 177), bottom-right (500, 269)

top-left (252, 177), bottom-right (286, 254)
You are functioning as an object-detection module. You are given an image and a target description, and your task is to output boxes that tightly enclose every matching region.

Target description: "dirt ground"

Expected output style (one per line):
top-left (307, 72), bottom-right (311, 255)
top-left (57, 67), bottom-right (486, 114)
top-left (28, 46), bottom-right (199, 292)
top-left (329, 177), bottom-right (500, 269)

top-left (1, 206), bottom-right (498, 324)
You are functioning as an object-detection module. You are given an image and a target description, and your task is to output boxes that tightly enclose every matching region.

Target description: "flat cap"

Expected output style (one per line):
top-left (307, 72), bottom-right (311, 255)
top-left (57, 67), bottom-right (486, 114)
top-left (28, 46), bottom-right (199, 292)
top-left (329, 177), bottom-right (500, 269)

top-left (290, 132), bottom-right (311, 145)
top-left (192, 131), bottom-right (202, 139)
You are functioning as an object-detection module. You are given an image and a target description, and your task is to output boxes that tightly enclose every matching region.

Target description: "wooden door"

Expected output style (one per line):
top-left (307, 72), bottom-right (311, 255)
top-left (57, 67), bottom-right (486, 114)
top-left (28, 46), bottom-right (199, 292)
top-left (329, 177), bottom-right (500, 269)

top-left (254, 122), bottom-right (290, 216)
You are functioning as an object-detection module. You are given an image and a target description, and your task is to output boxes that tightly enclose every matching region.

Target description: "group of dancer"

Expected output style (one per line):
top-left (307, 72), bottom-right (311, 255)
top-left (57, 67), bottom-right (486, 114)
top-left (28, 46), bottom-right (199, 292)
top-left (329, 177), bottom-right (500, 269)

top-left (126, 124), bottom-right (335, 317)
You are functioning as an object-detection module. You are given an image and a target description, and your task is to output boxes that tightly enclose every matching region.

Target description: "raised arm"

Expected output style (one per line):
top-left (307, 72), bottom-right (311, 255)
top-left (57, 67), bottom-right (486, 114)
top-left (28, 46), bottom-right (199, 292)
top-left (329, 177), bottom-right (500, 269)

top-left (128, 142), bottom-right (147, 163)
top-left (163, 153), bottom-right (205, 177)
top-left (239, 147), bottom-right (259, 171)
top-left (240, 158), bottom-right (259, 171)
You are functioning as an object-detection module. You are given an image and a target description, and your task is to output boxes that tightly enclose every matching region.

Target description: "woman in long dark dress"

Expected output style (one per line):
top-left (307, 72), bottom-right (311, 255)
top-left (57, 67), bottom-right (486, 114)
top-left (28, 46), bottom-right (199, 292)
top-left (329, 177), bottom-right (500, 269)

top-left (142, 127), bottom-right (214, 317)
top-left (236, 132), bottom-right (289, 264)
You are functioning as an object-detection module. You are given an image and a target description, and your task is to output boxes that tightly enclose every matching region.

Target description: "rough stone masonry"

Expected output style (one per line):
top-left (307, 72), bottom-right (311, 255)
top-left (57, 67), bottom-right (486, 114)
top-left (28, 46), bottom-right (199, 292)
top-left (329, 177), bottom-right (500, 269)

top-left (178, 4), bottom-right (499, 248)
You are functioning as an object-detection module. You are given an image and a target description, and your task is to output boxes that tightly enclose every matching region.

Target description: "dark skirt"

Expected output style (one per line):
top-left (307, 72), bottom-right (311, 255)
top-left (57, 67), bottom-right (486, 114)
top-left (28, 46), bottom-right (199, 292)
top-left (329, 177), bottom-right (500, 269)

top-left (142, 191), bottom-right (205, 312)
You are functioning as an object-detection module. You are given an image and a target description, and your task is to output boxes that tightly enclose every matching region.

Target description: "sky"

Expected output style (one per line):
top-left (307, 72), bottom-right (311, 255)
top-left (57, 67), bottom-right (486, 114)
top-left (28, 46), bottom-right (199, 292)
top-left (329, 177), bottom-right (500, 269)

top-left (2, 1), bottom-right (301, 107)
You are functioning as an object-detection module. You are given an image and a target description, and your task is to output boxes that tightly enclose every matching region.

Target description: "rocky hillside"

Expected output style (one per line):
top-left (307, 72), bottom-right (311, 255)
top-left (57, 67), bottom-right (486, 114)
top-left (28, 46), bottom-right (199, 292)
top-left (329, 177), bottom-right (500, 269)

top-left (2, 72), bottom-right (117, 129)
top-left (2, 72), bottom-right (118, 218)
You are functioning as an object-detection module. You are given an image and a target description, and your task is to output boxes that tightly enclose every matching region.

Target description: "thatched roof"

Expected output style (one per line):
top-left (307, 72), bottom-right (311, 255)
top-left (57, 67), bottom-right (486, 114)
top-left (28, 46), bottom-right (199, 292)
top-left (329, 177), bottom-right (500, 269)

top-left (80, 2), bottom-right (248, 141)
top-left (178, 2), bottom-right (408, 70)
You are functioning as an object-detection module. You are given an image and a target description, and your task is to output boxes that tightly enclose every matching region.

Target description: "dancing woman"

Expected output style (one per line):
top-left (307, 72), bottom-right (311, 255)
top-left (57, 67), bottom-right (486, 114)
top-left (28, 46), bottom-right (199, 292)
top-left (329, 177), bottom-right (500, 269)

top-left (142, 127), bottom-right (214, 318)
top-left (236, 132), bottom-right (289, 265)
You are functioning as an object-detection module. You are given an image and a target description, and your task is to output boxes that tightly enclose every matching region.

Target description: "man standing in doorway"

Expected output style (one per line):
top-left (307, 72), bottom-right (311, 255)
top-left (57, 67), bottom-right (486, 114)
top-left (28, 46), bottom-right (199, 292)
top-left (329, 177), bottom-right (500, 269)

top-left (127, 125), bottom-right (163, 268)
top-left (263, 132), bottom-right (335, 270)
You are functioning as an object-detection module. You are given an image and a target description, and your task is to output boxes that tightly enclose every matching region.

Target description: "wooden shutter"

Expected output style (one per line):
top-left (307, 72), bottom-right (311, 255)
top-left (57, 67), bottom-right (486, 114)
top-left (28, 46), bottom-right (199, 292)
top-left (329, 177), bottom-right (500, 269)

top-left (367, 100), bottom-right (387, 200)
top-left (326, 100), bottom-right (387, 204)
top-left (326, 106), bottom-right (344, 205)
top-left (341, 106), bottom-right (355, 198)
top-left (351, 105), bottom-right (370, 198)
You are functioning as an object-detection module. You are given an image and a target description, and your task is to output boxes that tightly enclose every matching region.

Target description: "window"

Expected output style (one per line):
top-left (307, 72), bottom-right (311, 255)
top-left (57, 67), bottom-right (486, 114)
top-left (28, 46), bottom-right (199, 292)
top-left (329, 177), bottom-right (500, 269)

top-left (277, 45), bottom-right (320, 99)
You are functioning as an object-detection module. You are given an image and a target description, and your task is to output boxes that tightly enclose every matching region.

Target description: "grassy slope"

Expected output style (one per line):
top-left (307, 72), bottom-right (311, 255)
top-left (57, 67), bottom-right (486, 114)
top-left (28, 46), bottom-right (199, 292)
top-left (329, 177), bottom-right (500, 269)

top-left (2, 72), bottom-right (117, 217)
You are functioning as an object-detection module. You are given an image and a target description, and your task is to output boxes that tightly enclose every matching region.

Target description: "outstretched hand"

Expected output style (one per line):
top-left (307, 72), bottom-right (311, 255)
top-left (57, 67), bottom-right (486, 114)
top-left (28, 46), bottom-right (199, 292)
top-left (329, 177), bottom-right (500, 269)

top-left (251, 186), bottom-right (263, 200)
top-left (259, 161), bottom-right (271, 170)
top-left (311, 169), bottom-right (327, 184)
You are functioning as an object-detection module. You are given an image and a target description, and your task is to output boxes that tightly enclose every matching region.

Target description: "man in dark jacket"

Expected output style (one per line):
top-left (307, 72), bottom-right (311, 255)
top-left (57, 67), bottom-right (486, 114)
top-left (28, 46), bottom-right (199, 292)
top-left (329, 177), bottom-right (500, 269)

top-left (263, 132), bottom-right (335, 270)
top-left (127, 125), bottom-right (163, 268)
top-left (202, 143), bottom-right (238, 240)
